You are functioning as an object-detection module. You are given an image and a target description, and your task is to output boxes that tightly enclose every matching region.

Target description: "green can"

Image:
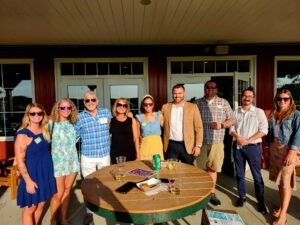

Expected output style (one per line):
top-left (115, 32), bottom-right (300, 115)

top-left (153, 154), bottom-right (161, 170)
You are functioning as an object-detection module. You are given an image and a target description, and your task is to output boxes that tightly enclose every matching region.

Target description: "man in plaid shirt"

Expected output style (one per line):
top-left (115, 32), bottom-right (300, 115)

top-left (74, 91), bottom-right (112, 225)
top-left (195, 80), bottom-right (234, 205)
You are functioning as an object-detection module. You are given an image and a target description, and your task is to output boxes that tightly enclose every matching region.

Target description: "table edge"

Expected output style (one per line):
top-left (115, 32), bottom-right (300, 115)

top-left (85, 195), bottom-right (211, 224)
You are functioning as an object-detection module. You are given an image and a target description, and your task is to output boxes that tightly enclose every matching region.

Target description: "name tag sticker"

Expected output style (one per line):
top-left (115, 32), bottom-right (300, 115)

top-left (217, 104), bottom-right (223, 109)
top-left (34, 137), bottom-right (42, 144)
top-left (99, 117), bottom-right (108, 124)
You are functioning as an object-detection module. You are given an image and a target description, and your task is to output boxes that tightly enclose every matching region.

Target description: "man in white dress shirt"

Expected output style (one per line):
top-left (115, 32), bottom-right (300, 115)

top-left (229, 86), bottom-right (268, 214)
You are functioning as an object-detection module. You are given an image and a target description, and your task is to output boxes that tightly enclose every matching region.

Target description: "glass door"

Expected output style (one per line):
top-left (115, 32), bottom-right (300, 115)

top-left (234, 72), bottom-right (251, 109)
top-left (169, 76), bottom-right (210, 102)
top-left (103, 79), bottom-right (146, 115)
top-left (60, 79), bottom-right (103, 111)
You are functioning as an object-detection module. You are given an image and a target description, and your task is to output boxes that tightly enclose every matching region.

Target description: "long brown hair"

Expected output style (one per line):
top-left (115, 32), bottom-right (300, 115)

top-left (270, 88), bottom-right (296, 121)
top-left (18, 103), bottom-right (50, 142)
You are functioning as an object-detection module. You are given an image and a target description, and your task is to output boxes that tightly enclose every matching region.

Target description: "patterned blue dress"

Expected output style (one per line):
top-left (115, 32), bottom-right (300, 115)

top-left (50, 120), bottom-right (79, 177)
top-left (16, 129), bottom-right (57, 208)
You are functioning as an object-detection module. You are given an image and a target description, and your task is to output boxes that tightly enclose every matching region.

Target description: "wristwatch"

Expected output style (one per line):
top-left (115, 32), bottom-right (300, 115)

top-left (221, 123), bottom-right (225, 129)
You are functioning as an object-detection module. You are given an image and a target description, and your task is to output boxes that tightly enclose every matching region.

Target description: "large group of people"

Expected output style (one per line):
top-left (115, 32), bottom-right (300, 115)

top-left (14, 81), bottom-right (299, 225)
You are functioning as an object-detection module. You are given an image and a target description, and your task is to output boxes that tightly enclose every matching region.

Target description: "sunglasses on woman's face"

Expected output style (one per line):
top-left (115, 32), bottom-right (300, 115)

top-left (29, 112), bottom-right (44, 116)
top-left (143, 103), bottom-right (153, 107)
top-left (276, 97), bottom-right (290, 102)
top-left (59, 106), bottom-right (72, 110)
top-left (85, 98), bottom-right (97, 103)
top-left (116, 103), bottom-right (128, 108)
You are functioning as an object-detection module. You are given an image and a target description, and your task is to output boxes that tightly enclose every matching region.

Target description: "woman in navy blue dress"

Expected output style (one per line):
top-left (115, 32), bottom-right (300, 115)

top-left (15, 103), bottom-right (56, 225)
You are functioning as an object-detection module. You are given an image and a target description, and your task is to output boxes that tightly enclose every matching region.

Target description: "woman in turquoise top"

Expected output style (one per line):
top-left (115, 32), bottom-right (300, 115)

top-left (136, 95), bottom-right (164, 160)
top-left (49, 99), bottom-right (79, 225)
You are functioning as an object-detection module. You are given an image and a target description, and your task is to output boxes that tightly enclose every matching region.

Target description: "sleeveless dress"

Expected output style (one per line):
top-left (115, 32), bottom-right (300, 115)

top-left (50, 120), bottom-right (79, 177)
top-left (110, 117), bottom-right (136, 164)
top-left (16, 129), bottom-right (57, 208)
top-left (136, 111), bottom-right (164, 160)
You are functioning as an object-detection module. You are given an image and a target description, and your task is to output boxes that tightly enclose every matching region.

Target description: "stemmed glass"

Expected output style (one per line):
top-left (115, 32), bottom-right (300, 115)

top-left (115, 156), bottom-right (126, 182)
top-left (167, 158), bottom-right (180, 195)
top-left (116, 156), bottom-right (126, 168)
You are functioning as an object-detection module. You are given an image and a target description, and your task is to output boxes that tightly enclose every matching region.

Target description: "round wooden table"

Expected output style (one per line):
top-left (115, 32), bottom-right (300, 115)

top-left (81, 160), bottom-right (213, 225)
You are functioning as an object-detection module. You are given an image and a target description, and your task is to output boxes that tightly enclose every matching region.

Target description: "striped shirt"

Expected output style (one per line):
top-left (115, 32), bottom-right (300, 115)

top-left (195, 96), bottom-right (233, 144)
top-left (75, 108), bottom-right (112, 158)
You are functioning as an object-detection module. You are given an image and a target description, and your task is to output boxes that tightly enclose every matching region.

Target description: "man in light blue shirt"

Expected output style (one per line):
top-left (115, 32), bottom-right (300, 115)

top-left (229, 87), bottom-right (268, 214)
top-left (74, 91), bottom-right (112, 224)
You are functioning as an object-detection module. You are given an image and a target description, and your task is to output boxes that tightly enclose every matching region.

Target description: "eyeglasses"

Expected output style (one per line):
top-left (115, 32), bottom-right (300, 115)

top-left (276, 97), bottom-right (290, 102)
top-left (29, 112), bottom-right (44, 116)
top-left (59, 106), bottom-right (72, 110)
top-left (242, 95), bottom-right (254, 98)
top-left (143, 103), bottom-right (153, 107)
top-left (205, 86), bottom-right (217, 89)
top-left (85, 98), bottom-right (97, 103)
top-left (116, 103), bottom-right (128, 108)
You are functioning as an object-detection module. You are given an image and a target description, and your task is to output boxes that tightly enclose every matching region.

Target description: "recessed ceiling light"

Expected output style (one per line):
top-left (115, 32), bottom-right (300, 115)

top-left (140, 0), bottom-right (151, 5)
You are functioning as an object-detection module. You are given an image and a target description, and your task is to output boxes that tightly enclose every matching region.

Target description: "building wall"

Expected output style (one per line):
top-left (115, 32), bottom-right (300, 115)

top-left (1, 44), bottom-right (299, 112)
top-left (0, 44), bottom-right (299, 159)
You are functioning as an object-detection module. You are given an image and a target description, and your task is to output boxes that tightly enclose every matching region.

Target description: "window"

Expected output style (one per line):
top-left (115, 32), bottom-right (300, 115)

top-left (0, 60), bottom-right (34, 137)
top-left (275, 57), bottom-right (300, 110)
top-left (170, 59), bottom-right (250, 74)
top-left (60, 62), bottom-right (144, 76)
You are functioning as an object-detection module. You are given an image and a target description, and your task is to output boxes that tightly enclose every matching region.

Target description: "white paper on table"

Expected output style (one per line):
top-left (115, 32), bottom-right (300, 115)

top-left (144, 183), bottom-right (169, 196)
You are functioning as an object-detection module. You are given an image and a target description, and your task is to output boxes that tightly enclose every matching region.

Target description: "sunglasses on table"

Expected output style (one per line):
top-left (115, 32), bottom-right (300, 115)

top-left (276, 97), bottom-right (290, 102)
top-left (143, 103), bottom-right (154, 107)
top-left (205, 86), bottom-right (217, 89)
top-left (116, 103), bottom-right (128, 108)
top-left (85, 98), bottom-right (97, 103)
top-left (29, 112), bottom-right (44, 116)
top-left (58, 106), bottom-right (72, 110)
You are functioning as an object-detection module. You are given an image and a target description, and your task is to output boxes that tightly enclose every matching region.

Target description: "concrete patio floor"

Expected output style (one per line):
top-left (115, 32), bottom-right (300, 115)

top-left (1, 169), bottom-right (299, 225)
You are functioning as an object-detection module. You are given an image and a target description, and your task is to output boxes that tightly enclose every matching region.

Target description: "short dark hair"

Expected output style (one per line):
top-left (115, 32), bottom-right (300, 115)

top-left (242, 86), bottom-right (255, 97)
top-left (172, 84), bottom-right (185, 92)
top-left (205, 80), bottom-right (217, 88)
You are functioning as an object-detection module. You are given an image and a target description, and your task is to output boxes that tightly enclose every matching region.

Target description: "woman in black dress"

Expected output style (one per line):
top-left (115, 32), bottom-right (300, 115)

top-left (110, 98), bottom-right (139, 164)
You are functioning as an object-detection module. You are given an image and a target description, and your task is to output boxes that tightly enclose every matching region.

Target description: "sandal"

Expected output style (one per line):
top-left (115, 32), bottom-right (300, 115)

top-left (272, 216), bottom-right (287, 225)
top-left (272, 208), bottom-right (281, 218)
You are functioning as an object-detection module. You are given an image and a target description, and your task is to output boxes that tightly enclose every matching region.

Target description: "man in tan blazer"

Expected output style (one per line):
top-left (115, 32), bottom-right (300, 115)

top-left (161, 84), bottom-right (203, 164)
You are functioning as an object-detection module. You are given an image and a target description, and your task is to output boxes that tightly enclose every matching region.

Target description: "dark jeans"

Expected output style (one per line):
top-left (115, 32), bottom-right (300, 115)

top-left (233, 143), bottom-right (265, 202)
top-left (166, 140), bottom-right (194, 165)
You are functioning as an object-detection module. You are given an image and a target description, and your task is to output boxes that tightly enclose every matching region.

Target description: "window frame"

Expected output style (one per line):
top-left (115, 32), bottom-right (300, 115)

top-left (0, 59), bottom-right (35, 141)
top-left (274, 56), bottom-right (300, 109)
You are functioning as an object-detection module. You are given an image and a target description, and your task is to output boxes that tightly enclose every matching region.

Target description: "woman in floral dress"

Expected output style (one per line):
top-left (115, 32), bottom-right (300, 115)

top-left (266, 88), bottom-right (300, 225)
top-left (49, 99), bottom-right (79, 225)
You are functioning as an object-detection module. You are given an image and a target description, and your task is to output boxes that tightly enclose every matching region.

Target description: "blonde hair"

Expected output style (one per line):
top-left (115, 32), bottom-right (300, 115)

top-left (18, 103), bottom-right (50, 142)
top-left (50, 99), bottom-right (78, 124)
top-left (111, 98), bottom-right (131, 116)
top-left (271, 88), bottom-right (296, 121)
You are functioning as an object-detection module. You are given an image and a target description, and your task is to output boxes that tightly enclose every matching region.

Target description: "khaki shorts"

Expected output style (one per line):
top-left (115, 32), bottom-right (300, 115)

top-left (196, 143), bottom-right (224, 172)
